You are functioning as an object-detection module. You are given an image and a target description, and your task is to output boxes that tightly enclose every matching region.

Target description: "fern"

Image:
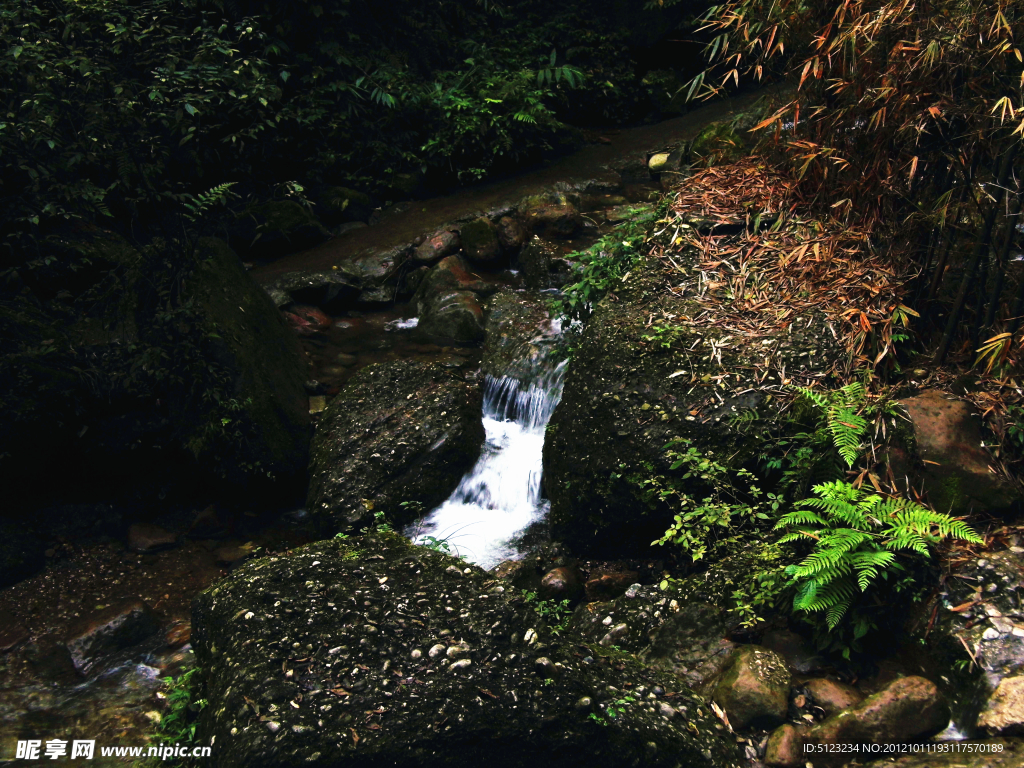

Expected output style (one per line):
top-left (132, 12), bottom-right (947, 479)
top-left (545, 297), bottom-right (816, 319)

top-left (795, 383), bottom-right (868, 468)
top-left (182, 182), bottom-right (238, 222)
top-left (775, 480), bottom-right (983, 631)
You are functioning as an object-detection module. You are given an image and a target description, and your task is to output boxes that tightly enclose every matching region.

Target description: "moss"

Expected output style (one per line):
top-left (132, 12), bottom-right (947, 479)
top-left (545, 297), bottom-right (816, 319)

top-left (459, 217), bottom-right (499, 260)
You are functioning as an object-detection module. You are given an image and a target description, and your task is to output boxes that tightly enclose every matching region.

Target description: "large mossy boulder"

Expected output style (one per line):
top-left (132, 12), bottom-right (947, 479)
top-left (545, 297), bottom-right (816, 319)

top-left (183, 237), bottom-right (311, 481)
top-left (413, 256), bottom-right (501, 344)
top-left (191, 533), bottom-right (743, 768)
top-left (482, 291), bottom-right (565, 379)
top-left (889, 390), bottom-right (1019, 517)
top-left (307, 360), bottom-right (484, 534)
top-left (543, 252), bottom-right (841, 555)
top-left (1, 234), bottom-right (310, 505)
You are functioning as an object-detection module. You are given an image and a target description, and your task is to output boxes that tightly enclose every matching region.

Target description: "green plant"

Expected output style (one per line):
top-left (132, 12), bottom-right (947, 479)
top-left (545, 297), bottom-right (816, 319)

top-left (372, 510), bottom-right (393, 533)
top-left (649, 439), bottom-right (782, 562)
top-left (154, 666), bottom-right (207, 752)
top-left (775, 480), bottom-right (983, 638)
top-left (521, 590), bottom-right (573, 636)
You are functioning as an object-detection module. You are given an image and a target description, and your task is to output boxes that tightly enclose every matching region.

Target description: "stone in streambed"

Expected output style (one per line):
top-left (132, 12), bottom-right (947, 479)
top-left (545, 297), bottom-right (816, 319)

top-left (763, 723), bottom-right (806, 768)
top-left (712, 645), bottom-right (791, 730)
top-left (65, 599), bottom-right (160, 675)
top-left (978, 674), bottom-right (1024, 735)
top-left (414, 230), bottom-right (461, 264)
top-left (539, 566), bottom-right (583, 602)
top-left (496, 216), bottom-right (528, 251)
top-left (306, 360), bottom-right (484, 534)
top-left (801, 676), bottom-right (949, 764)
top-left (127, 523), bottom-right (177, 553)
top-left (804, 677), bottom-right (864, 716)
top-left (420, 291), bottom-right (486, 344)
top-left (459, 217), bottom-right (501, 263)
top-left (584, 570), bottom-right (640, 602)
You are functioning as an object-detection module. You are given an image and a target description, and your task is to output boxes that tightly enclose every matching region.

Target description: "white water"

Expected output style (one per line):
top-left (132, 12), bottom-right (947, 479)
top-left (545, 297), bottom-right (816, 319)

top-left (406, 322), bottom-right (566, 569)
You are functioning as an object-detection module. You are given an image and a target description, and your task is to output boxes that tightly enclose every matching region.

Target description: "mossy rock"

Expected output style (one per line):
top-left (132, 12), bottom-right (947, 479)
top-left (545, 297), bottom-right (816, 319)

top-left (460, 217), bottom-right (501, 263)
top-left (307, 360), bottom-right (485, 534)
top-left (191, 533), bottom-right (744, 768)
top-left (543, 250), bottom-right (840, 556)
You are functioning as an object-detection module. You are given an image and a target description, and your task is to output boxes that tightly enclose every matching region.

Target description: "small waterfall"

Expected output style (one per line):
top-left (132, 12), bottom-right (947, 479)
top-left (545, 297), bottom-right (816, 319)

top-left (406, 320), bottom-right (566, 569)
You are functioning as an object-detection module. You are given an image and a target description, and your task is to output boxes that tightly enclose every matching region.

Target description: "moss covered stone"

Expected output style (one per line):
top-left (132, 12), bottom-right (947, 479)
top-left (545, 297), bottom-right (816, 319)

top-left (191, 533), bottom-right (744, 768)
top-left (459, 217), bottom-right (501, 263)
top-left (306, 360), bottom-right (484, 534)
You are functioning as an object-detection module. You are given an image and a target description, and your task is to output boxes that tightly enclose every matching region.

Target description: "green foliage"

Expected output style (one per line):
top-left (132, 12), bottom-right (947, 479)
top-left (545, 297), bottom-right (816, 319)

top-left (372, 510), bottom-right (393, 533)
top-left (521, 590), bottom-right (572, 636)
top-left (589, 693), bottom-right (638, 726)
top-left (775, 480), bottom-right (983, 645)
top-left (556, 202), bottom-right (665, 318)
top-left (648, 438), bottom-right (783, 562)
top-left (152, 666), bottom-right (207, 759)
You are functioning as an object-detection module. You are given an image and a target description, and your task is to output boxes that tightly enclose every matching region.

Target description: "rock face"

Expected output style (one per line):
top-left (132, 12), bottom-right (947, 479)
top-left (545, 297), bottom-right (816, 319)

top-left (191, 534), bottom-right (743, 768)
top-left (711, 645), bottom-right (790, 730)
top-left (891, 390), bottom-right (1019, 516)
top-left (544, 251), bottom-right (841, 554)
top-left (307, 360), bottom-right (484, 534)
top-left (642, 602), bottom-right (737, 696)
top-left (65, 600), bottom-right (160, 675)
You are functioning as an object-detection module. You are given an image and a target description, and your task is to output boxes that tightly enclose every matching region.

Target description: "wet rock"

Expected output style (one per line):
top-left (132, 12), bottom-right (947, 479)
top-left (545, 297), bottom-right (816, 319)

top-left (544, 248), bottom-right (841, 554)
top-left (539, 566), bottom-right (583, 602)
top-left (0, 520), bottom-right (45, 588)
top-left (414, 255), bottom-right (499, 306)
top-left (188, 504), bottom-right (231, 539)
top-left (127, 523), bottom-right (177, 553)
top-left (521, 197), bottom-right (580, 238)
top-left (804, 678), bottom-right (864, 716)
top-left (492, 559), bottom-right (542, 591)
top-left (889, 390), bottom-right (1019, 516)
top-left (460, 217), bottom-right (501, 263)
top-left (357, 285), bottom-right (396, 304)
top-left (307, 360), bottom-right (484, 534)
top-left (585, 570), bottom-right (640, 602)
top-left (65, 600), bottom-right (160, 676)
top-left (191, 534), bottom-right (742, 768)
top-left (414, 230), bottom-right (461, 264)
top-left (802, 676), bottom-right (949, 764)
top-left (517, 236), bottom-right (552, 290)
top-left (763, 723), bottom-right (806, 768)
top-left (0, 608), bottom-right (30, 652)
top-left (482, 291), bottom-right (564, 379)
top-left (712, 645), bottom-right (791, 730)
top-left (261, 268), bottom-right (360, 311)
top-left (914, 546), bottom-right (1024, 732)
top-left (978, 674), bottom-right (1024, 735)
top-left (496, 216), bottom-right (528, 251)
top-left (648, 153), bottom-right (672, 172)
top-left (420, 291), bottom-right (486, 343)
top-left (165, 621), bottom-right (192, 649)
top-left (641, 602), bottom-right (737, 696)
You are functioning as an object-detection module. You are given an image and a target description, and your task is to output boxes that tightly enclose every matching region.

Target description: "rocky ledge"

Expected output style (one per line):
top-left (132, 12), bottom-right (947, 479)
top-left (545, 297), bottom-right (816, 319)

top-left (191, 533), bottom-right (743, 768)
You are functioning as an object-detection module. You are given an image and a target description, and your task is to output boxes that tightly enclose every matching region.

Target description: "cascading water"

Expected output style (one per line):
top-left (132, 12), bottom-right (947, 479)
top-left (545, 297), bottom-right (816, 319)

top-left (406, 319), bottom-right (566, 569)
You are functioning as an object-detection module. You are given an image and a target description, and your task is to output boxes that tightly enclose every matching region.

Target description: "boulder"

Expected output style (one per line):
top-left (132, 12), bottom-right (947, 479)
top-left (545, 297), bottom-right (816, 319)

top-left (544, 250), bottom-right (841, 554)
top-left (496, 216), bottom-right (528, 251)
top-left (459, 217), bottom-right (502, 263)
top-left (801, 676), bottom-right (949, 764)
top-left (641, 602), bottom-right (737, 697)
top-left (191, 534), bottom-right (743, 768)
top-left (65, 600), bottom-right (160, 676)
top-left (307, 360), bottom-right (484, 534)
top-left (414, 230), bottom-right (461, 264)
top-left (803, 678), bottom-right (864, 716)
top-left (763, 723), bottom-right (806, 768)
top-left (260, 269), bottom-right (360, 311)
top-left (978, 674), bottom-right (1024, 735)
top-left (413, 255), bottom-right (500, 312)
top-left (539, 566), bottom-right (583, 602)
top-left (520, 194), bottom-right (581, 238)
top-left (711, 645), bottom-right (791, 730)
top-left (585, 570), bottom-right (640, 602)
top-left (890, 390), bottom-right (1019, 516)
top-left (420, 291), bottom-right (486, 343)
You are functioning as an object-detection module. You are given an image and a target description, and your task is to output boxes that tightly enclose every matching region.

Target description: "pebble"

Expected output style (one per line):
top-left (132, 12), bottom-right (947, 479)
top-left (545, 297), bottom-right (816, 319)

top-left (982, 627), bottom-right (1001, 640)
top-left (428, 644), bottom-right (446, 658)
top-left (410, 649), bottom-right (422, 659)
top-left (448, 659), bottom-right (472, 674)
